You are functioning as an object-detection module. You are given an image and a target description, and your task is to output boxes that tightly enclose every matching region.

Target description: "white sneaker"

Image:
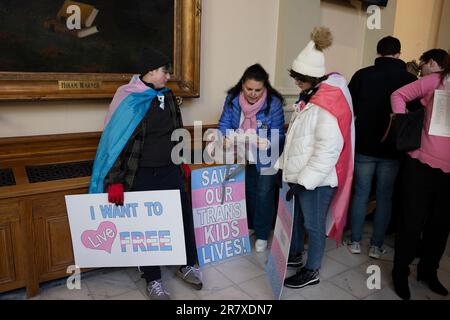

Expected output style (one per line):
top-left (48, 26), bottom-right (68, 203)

top-left (255, 239), bottom-right (268, 253)
top-left (343, 240), bottom-right (361, 254)
top-left (369, 246), bottom-right (386, 259)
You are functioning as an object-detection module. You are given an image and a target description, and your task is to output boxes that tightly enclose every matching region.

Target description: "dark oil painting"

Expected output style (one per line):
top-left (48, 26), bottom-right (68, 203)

top-left (0, 0), bottom-right (174, 74)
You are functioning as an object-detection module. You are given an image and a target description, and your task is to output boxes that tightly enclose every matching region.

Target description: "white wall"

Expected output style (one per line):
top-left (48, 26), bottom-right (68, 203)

top-left (0, 0), bottom-right (280, 138)
top-left (437, 0), bottom-right (450, 51)
top-left (180, 0), bottom-right (280, 126)
top-left (394, 0), bottom-right (443, 62)
top-left (320, 0), bottom-right (367, 82)
top-left (275, 0), bottom-right (321, 94)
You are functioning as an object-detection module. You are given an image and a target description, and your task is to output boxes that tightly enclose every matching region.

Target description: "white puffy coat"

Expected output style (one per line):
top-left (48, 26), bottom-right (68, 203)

top-left (276, 102), bottom-right (344, 190)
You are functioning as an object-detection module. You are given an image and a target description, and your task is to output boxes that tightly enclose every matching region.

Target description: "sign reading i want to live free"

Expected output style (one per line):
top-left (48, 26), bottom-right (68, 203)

top-left (191, 165), bottom-right (251, 266)
top-left (65, 190), bottom-right (187, 268)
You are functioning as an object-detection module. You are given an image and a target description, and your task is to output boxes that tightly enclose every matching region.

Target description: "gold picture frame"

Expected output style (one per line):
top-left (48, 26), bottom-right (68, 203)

top-left (0, 0), bottom-right (201, 101)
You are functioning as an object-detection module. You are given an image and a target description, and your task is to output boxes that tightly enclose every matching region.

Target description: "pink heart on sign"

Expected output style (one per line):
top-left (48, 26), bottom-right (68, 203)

top-left (81, 221), bottom-right (117, 254)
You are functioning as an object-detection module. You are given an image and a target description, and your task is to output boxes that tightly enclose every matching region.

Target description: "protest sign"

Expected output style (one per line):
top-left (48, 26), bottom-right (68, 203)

top-left (265, 182), bottom-right (295, 300)
top-left (191, 164), bottom-right (250, 266)
top-left (65, 190), bottom-right (186, 268)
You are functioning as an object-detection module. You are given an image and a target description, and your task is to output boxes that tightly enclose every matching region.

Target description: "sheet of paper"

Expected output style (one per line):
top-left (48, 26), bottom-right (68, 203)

top-left (429, 90), bottom-right (450, 138)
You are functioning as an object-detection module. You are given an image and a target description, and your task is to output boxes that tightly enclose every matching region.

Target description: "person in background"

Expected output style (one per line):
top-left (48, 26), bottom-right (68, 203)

top-left (218, 64), bottom-right (285, 253)
top-left (89, 49), bottom-right (201, 300)
top-left (276, 27), bottom-right (354, 288)
top-left (391, 49), bottom-right (450, 300)
top-left (344, 36), bottom-right (417, 259)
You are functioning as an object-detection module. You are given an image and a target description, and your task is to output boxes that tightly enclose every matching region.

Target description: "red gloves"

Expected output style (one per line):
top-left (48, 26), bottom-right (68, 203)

top-left (108, 183), bottom-right (124, 206)
top-left (181, 163), bottom-right (191, 179)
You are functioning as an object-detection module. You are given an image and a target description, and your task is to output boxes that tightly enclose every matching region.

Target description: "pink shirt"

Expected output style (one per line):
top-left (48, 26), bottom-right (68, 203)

top-left (391, 73), bottom-right (450, 173)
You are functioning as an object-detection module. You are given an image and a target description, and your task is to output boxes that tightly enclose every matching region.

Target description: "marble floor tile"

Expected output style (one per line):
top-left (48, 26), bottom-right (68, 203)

top-left (215, 257), bottom-right (265, 284)
top-left (282, 292), bottom-right (307, 300)
top-left (295, 280), bottom-right (357, 300)
top-left (195, 266), bottom-right (234, 298)
top-left (329, 269), bottom-right (378, 299)
top-left (238, 275), bottom-right (275, 300)
top-left (325, 238), bottom-right (339, 252)
top-left (319, 256), bottom-right (349, 280)
top-left (35, 283), bottom-right (93, 300)
top-left (364, 286), bottom-right (402, 300)
top-left (163, 277), bottom-right (200, 300)
top-left (83, 269), bottom-right (138, 299)
top-left (246, 250), bottom-right (270, 269)
top-left (202, 285), bottom-right (252, 300)
top-left (326, 245), bottom-right (371, 268)
top-left (103, 290), bottom-right (147, 300)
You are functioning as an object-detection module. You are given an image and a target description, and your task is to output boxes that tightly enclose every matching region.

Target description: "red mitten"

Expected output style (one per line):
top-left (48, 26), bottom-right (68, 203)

top-left (181, 163), bottom-right (191, 179)
top-left (108, 183), bottom-right (124, 206)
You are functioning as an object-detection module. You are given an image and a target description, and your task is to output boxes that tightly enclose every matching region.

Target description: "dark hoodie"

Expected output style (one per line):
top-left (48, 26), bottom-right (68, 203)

top-left (349, 57), bottom-right (418, 159)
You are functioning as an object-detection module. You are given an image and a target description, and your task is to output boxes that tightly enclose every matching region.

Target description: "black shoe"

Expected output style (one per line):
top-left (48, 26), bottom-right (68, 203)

top-left (392, 270), bottom-right (411, 300)
top-left (417, 270), bottom-right (449, 296)
top-left (284, 268), bottom-right (320, 289)
top-left (287, 253), bottom-right (304, 269)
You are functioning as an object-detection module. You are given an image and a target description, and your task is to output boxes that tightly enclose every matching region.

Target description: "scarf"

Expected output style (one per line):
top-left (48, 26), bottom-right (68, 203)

top-left (239, 89), bottom-right (267, 132)
top-left (89, 75), bottom-right (168, 194)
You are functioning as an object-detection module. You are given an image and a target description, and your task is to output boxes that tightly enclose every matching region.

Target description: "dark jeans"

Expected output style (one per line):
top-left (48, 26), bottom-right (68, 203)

top-left (245, 164), bottom-right (278, 240)
top-left (393, 157), bottom-right (450, 277)
top-left (132, 164), bottom-right (197, 283)
top-left (289, 186), bottom-right (336, 270)
top-left (349, 154), bottom-right (400, 247)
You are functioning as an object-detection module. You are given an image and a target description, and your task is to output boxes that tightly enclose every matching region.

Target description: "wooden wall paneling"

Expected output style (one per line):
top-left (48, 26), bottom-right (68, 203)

top-left (32, 192), bottom-right (78, 282)
top-left (0, 200), bottom-right (26, 292)
top-left (20, 199), bottom-right (39, 298)
top-left (0, 222), bottom-right (15, 284)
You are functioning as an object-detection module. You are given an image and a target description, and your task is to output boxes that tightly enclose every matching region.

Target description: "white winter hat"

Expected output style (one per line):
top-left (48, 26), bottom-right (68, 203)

top-left (292, 27), bottom-right (333, 78)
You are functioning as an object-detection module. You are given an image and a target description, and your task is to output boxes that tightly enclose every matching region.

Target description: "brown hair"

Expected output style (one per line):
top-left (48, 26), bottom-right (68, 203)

top-left (420, 49), bottom-right (450, 82)
top-left (289, 69), bottom-right (328, 88)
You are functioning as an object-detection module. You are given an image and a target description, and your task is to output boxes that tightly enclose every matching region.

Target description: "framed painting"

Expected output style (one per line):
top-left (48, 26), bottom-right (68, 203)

top-left (0, 0), bottom-right (201, 100)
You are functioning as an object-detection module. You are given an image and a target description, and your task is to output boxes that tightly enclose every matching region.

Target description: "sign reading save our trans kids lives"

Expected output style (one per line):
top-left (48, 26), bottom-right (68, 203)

top-left (191, 165), bottom-right (251, 266)
top-left (65, 190), bottom-right (186, 268)
top-left (265, 182), bottom-right (295, 300)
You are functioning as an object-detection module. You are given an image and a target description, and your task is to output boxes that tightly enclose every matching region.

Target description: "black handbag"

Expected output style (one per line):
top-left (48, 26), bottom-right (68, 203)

top-left (392, 107), bottom-right (425, 152)
top-left (382, 99), bottom-right (425, 152)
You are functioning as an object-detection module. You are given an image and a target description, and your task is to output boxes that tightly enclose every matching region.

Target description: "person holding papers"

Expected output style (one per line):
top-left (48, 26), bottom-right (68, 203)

top-left (218, 64), bottom-right (285, 253)
top-left (89, 48), bottom-right (201, 300)
top-left (391, 49), bottom-right (450, 300)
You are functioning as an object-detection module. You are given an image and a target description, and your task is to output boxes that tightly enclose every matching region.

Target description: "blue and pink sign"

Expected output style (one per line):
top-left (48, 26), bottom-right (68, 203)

top-left (265, 182), bottom-right (295, 300)
top-left (191, 165), bottom-right (251, 266)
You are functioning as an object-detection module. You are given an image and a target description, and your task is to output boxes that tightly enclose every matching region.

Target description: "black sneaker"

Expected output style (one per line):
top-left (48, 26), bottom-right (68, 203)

top-left (287, 252), bottom-right (304, 269)
top-left (284, 268), bottom-right (320, 289)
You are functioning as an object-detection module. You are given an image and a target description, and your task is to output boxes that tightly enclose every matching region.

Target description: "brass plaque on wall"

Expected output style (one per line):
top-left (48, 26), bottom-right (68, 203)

top-left (58, 81), bottom-right (102, 90)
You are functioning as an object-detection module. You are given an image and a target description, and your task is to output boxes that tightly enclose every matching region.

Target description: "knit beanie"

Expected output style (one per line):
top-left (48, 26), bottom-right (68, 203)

top-left (292, 27), bottom-right (333, 78)
top-left (140, 48), bottom-right (171, 74)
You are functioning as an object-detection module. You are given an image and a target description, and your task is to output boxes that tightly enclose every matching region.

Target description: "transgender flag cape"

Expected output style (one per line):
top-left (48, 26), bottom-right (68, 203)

top-left (89, 75), bottom-right (168, 194)
top-left (310, 73), bottom-right (355, 245)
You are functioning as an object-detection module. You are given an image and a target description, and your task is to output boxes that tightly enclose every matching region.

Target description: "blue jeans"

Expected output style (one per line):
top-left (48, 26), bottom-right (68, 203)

top-left (289, 186), bottom-right (336, 270)
top-left (246, 164), bottom-right (277, 240)
top-left (349, 154), bottom-right (400, 248)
